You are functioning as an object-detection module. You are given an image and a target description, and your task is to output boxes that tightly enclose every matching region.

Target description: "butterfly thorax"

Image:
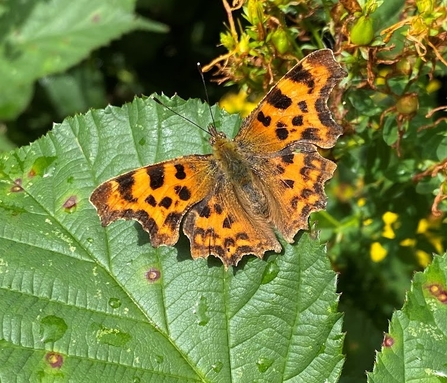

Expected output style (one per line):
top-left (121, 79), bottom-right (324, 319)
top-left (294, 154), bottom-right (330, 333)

top-left (210, 128), bottom-right (269, 218)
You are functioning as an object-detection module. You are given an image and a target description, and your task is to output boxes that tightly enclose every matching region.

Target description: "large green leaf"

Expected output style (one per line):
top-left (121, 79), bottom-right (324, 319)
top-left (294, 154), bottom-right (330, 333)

top-left (0, 96), bottom-right (344, 381)
top-left (0, 0), bottom-right (167, 119)
top-left (368, 253), bottom-right (447, 382)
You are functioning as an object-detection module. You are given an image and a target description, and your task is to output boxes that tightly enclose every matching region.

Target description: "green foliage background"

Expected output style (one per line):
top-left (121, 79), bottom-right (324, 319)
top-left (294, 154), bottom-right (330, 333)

top-left (1, 0), bottom-right (447, 382)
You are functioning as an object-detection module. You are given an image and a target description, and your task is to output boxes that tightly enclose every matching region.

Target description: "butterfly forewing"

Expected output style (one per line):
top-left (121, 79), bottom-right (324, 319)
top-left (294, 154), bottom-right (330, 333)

top-left (236, 49), bottom-right (346, 155)
top-left (90, 155), bottom-right (214, 246)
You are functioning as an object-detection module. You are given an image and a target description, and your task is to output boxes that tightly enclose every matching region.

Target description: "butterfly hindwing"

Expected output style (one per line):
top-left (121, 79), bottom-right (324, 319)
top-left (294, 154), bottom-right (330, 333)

top-left (255, 145), bottom-right (337, 242)
top-left (183, 182), bottom-right (281, 267)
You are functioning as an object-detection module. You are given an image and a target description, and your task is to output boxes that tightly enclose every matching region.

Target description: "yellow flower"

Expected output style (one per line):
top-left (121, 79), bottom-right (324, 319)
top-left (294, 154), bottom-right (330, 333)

top-left (371, 242), bottom-right (387, 262)
top-left (400, 238), bottom-right (416, 247)
top-left (415, 250), bottom-right (431, 268)
top-left (382, 211), bottom-right (398, 239)
top-left (219, 90), bottom-right (259, 118)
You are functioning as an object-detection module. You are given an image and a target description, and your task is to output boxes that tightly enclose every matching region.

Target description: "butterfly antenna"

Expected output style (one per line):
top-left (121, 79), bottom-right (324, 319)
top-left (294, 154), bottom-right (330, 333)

top-left (197, 62), bottom-right (217, 130)
top-left (152, 97), bottom-right (210, 135)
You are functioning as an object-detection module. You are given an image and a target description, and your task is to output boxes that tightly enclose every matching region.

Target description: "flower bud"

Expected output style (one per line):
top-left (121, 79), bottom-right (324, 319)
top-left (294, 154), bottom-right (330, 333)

top-left (350, 15), bottom-right (374, 45)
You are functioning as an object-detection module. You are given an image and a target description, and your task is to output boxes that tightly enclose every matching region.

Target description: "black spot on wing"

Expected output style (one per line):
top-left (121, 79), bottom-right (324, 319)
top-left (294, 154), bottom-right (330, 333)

top-left (281, 154), bottom-right (294, 164)
top-left (284, 179), bottom-right (295, 188)
top-left (148, 166), bottom-right (164, 190)
top-left (236, 232), bottom-right (249, 240)
top-left (145, 195), bottom-right (157, 207)
top-left (174, 164), bottom-right (187, 179)
top-left (199, 204), bottom-right (211, 218)
top-left (298, 100), bottom-right (308, 112)
top-left (267, 88), bottom-right (292, 109)
top-left (292, 116), bottom-right (303, 126)
top-left (174, 185), bottom-right (191, 201)
top-left (285, 64), bottom-right (315, 93)
top-left (223, 215), bottom-right (234, 229)
top-left (116, 173), bottom-right (137, 202)
top-left (164, 212), bottom-right (182, 230)
top-left (159, 196), bottom-right (172, 209)
top-left (301, 128), bottom-right (320, 140)
top-left (301, 188), bottom-right (313, 198)
top-left (276, 128), bottom-right (289, 141)
top-left (257, 111), bottom-right (271, 127)
top-left (214, 203), bottom-right (223, 214)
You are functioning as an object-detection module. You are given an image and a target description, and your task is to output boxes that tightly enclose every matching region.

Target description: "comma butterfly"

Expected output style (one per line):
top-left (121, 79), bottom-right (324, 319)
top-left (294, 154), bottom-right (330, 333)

top-left (90, 49), bottom-right (346, 268)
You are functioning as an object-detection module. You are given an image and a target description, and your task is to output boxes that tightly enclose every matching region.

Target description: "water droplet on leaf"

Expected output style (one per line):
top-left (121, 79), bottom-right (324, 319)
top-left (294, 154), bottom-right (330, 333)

top-left (261, 262), bottom-right (279, 284)
top-left (40, 315), bottom-right (68, 343)
top-left (256, 357), bottom-right (273, 373)
top-left (108, 298), bottom-right (122, 309)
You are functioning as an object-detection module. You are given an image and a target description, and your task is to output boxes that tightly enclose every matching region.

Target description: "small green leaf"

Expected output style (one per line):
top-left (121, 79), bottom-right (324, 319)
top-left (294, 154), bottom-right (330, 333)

top-left (368, 253), bottom-right (447, 382)
top-left (0, 96), bottom-right (344, 381)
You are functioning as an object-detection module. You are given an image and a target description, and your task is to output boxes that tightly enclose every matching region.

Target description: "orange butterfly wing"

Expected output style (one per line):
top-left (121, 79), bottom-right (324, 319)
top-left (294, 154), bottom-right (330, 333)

top-left (235, 49), bottom-right (346, 153)
top-left (183, 182), bottom-right (282, 266)
top-left (253, 146), bottom-right (337, 243)
top-left (90, 156), bottom-right (214, 247)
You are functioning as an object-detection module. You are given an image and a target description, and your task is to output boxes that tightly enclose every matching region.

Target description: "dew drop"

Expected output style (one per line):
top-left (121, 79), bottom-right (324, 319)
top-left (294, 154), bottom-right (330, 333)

top-left (108, 298), bottom-right (122, 309)
top-left (256, 357), bottom-right (273, 373)
top-left (133, 378), bottom-right (141, 383)
top-left (195, 296), bottom-right (210, 326)
top-left (261, 262), bottom-right (279, 284)
top-left (212, 361), bottom-right (223, 373)
top-left (39, 315), bottom-right (68, 343)
top-left (93, 323), bottom-right (132, 347)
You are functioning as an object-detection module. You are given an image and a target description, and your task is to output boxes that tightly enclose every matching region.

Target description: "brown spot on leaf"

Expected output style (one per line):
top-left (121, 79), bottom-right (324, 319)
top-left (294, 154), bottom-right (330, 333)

top-left (428, 283), bottom-right (442, 296)
top-left (146, 267), bottom-right (161, 282)
top-left (46, 352), bottom-right (63, 368)
top-left (382, 334), bottom-right (394, 347)
top-left (10, 179), bottom-right (23, 193)
top-left (63, 195), bottom-right (77, 211)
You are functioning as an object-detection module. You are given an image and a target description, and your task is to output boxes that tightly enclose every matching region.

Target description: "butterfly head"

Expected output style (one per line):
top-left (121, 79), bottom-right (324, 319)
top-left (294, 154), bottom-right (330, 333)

top-left (208, 124), bottom-right (227, 145)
